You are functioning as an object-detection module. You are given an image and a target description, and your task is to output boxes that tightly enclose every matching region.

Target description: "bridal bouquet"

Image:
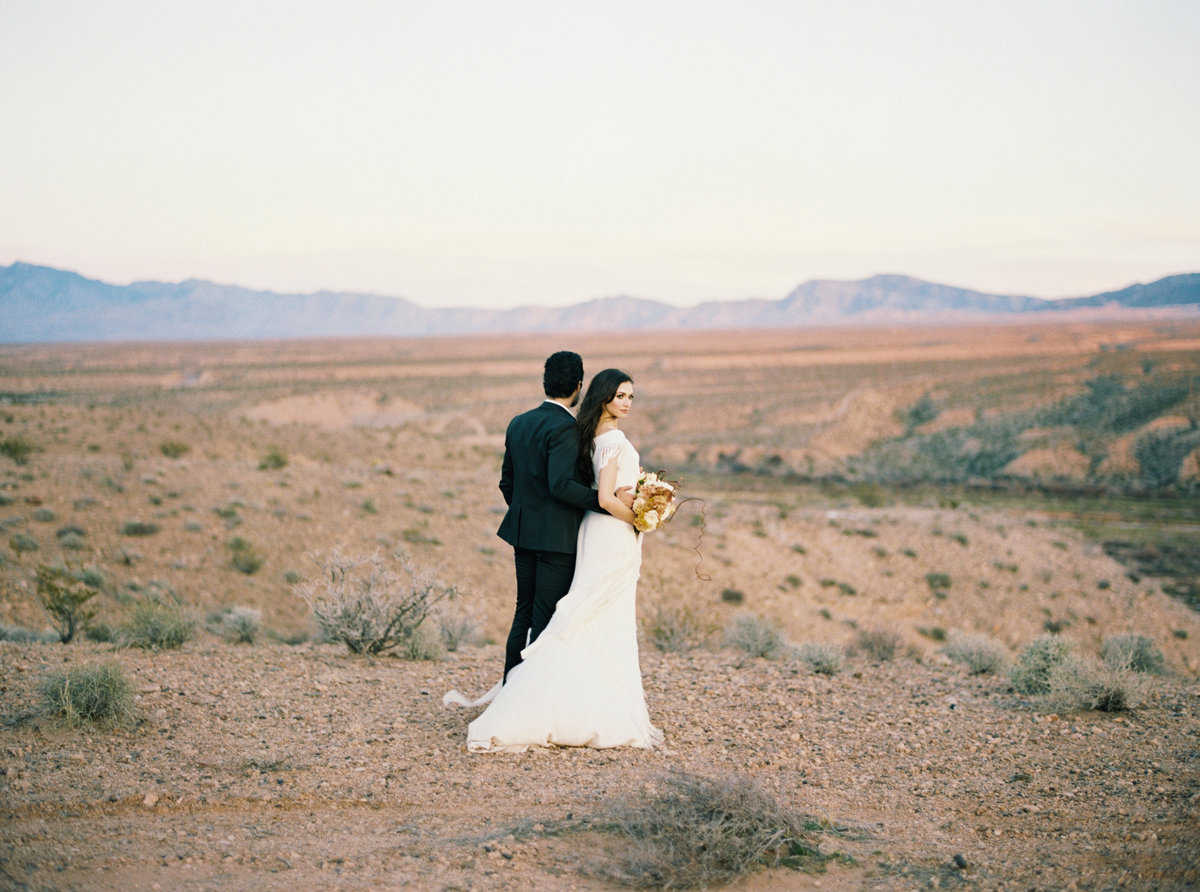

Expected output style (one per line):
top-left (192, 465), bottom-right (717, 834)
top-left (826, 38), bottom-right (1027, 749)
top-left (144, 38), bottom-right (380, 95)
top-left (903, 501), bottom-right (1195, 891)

top-left (632, 468), bottom-right (680, 532)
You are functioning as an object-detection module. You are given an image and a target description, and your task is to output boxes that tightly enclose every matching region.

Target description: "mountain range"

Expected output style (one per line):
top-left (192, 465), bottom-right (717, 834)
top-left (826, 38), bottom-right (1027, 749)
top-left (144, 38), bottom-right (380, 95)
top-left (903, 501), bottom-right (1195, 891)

top-left (2, 262), bottom-right (1198, 343)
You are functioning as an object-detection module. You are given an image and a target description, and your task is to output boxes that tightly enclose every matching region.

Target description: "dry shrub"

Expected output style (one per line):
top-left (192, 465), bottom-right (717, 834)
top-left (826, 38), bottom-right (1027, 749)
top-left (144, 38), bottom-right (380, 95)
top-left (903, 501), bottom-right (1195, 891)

top-left (1042, 654), bottom-right (1146, 713)
top-left (723, 614), bottom-right (786, 659)
top-left (295, 548), bottom-right (457, 656)
top-left (646, 604), bottom-right (708, 654)
top-left (941, 631), bottom-right (1009, 675)
top-left (38, 661), bottom-right (133, 725)
top-left (207, 606), bottom-right (263, 644)
top-left (794, 642), bottom-right (844, 676)
top-left (593, 771), bottom-right (829, 889)
top-left (436, 609), bottom-right (484, 652)
top-left (1010, 635), bottom-right (1072, 694)
top-left (855, 627), bottom-right (900, 662)
top-left (35, 564), bottom-right (99, 643)
top-left (119, 600), bottom-right (196, 650)
top-left (1101, 634), bottom-right (1166, 675)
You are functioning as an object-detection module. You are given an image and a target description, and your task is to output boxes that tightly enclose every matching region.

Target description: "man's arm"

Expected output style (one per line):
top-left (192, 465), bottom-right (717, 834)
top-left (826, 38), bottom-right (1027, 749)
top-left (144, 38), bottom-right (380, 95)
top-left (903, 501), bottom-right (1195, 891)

top-left (498, 433), bottom-right (514, 506)
top-left (546, 422), bottom-right (603, 513)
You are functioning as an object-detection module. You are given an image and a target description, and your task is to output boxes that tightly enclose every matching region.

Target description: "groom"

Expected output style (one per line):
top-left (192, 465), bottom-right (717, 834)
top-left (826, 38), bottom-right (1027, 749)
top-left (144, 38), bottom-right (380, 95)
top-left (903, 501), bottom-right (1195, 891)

top-left (497, 350), bottom-right (632, 681)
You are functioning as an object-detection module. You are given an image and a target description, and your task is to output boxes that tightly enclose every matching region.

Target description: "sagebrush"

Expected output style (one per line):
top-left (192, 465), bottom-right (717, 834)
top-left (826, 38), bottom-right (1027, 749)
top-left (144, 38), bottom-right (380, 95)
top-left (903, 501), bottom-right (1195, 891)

top-left (295, 548), bottom-right (457, 656)
top-left (941, 631), bottom-right (1009, 675)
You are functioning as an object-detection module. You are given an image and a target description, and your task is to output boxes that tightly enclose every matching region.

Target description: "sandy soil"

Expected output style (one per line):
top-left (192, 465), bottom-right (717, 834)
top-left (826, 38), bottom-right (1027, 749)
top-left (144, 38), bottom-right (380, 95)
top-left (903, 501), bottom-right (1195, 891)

top-left (2, 323), bottom-right (1199, 890)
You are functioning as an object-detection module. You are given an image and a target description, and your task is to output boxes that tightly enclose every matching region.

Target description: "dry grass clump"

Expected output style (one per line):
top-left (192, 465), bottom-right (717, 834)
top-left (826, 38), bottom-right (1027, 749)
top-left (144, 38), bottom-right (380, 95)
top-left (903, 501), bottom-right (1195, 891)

top-left (435, 609), bottom-right (484, 652)
top-left (295, 548), bottom-right (457, 656)
top-left (646, 605), bottom-right (708, 654)
top-left (941, 631), bottom-right (1009, 675)
top-left (855, 626), bottom-right (900, 662)
top-left (1009, 635), bottom-right (1072, 694)
top-left (1101, 634), bottom-right (1166, 675)
top-left (119, 600), bottom-right (196, 650)
top-left (227, 536), bottom-right (264, 574)
top-left (593, 771), bottom-right (833, 889)
top-left (1042, 654), bottom-right (1146, 713)
top-left (723, 614), bottom-right (787, 660)
top-left (206, 605), bottom-right (263, 644)
top-left (794, 641), bottom-right (844, 676)
top-left (38, 661), bottom-right (133, 725)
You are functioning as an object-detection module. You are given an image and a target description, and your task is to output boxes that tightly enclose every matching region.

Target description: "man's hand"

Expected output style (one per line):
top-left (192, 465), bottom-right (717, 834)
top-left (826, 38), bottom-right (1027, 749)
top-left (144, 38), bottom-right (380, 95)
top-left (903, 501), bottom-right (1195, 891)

top-left (615, 485), bottom-right (635, 509)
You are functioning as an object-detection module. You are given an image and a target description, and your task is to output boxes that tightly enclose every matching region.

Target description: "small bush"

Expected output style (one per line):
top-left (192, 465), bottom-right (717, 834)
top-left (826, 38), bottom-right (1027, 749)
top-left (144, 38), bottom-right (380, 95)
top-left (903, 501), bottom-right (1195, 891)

top-left (720, 588), bottom-right (745, 604)
top-left (646, 605), bottom-right (708, 654)
top-left (1042, 654), bottom-right (1145, 713)
top-left (159, 440), bottom-right (190, 458)
top-left (855, 627), bottom-right (900, 662)
top-left (38, 661), bottom-right (133, 725)
top-left (593, 771), bottom-right (828, 889)
top-left (1101, 634), bottom-right (1166, 675)
top-left (56, 525), bottom-right (88, 550)
top-left (400, 621), bottom-right (444, 661)
top-left (436, 610), bottom-right (484, 652)
top-left (119, 600), bottom-right (196, 650)
top-left (0, 435), bottom-right (36, 465)
top-left (120, 520), bottom-right (160, 537)
top-left (32, 507), bottom-right (55, 523)
top-left (1010, 635), bottom-right (1072, 695)
top-left (228, 536), bottom-right (264, 574)
top-left (295, 548), bottom-right (457, 656)
top-left (723, 614), bottom-right (786, 659)
top-left (0, 623), bottom-right (56, 643)
top-left (35, 564), bottom-right (100, 643)
top-left (10, 532), bottom-right (39, 553)
top-left (207, 606), bottom-right (263, 644)
top-left (925, 572), bottom-right (952, 596)
top-left (794, 641), bottom-right (844, 676)
top-left (258, 447), bottom-right (288, 470)
top-left (941, 631), bottom-right (1009, 675)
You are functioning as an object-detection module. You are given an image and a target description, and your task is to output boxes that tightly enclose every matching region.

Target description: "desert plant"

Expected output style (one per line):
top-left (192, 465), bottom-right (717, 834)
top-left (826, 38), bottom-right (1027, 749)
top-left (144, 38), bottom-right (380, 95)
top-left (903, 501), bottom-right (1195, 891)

top-left (227, 536), bottom-right (264, 574)
top-left (294, 548), bottom-right (457, 656)
top-left (118, 600), bottom-right (196, 650)
top-left (646, 605), bottom-right (708, 654)
top-left (436, 610), bottom-right (484, 652)
top-left (723, 614), bottom-right (786, 659)
top-left (593, 771), bottom-right (828, 889)
top-left (207, 605), bottom-right (263, 644)
top-left (0, 623), bottom-right (56, 643)
top-left (1101, 634), bottom-right (1166, 675)
top-left (1042, 654), bottom-right (1146, 713)
top-left (720, 588), bottom-right (745, 604)
top-left (10, 532), bottom-right (39, 553)
top-left (56, 525), bottom-right (87, 550)
top-left (120, 520), bottom-right (160, 537)
top-left (38, 661), bottom-right (133, 725)
top-left (159, 440), bottom-right (190, 458)
top-left (400, 621), bottom-right (444, 661)
top-left (794, 641), bottom-right (844, 676)
top-left (925, 572), bottom-right (952, 596)
top-left (0, 435), bottom-right (36, 465)
top-left (855, 627), bottom-right (900, 662)
top-left (941, 631), bottom-right (1009, 675)
top-left (258, 447), bottom-right (288, 470)
top-left (1009, 635), bottom-right (1072, 694)
top-left (34, 564), bottom-right (99, 643)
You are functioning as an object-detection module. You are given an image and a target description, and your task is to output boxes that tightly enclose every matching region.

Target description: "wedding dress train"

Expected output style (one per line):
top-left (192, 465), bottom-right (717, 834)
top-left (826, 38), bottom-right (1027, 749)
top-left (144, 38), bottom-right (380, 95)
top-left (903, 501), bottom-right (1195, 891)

top-left (446, 429), bottom-right (663, 753)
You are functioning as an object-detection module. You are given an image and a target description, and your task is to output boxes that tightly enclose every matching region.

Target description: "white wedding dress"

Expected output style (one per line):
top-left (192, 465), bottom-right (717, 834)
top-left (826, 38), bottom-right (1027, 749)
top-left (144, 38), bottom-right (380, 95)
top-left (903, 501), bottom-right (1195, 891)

top-left (447, 429), bottom-right (663, 752)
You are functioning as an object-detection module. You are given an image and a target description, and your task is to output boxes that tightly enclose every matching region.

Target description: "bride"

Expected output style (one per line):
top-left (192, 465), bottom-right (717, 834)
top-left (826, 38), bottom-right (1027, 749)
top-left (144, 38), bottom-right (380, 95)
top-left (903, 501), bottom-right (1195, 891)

top-left (450, 368), bottom-right (663, 752)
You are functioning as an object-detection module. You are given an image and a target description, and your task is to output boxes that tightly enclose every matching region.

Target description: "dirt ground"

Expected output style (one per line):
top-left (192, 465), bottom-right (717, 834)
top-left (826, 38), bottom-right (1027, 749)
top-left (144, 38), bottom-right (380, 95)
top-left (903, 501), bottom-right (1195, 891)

top-left (2, 324), bottom-right (1199, 890)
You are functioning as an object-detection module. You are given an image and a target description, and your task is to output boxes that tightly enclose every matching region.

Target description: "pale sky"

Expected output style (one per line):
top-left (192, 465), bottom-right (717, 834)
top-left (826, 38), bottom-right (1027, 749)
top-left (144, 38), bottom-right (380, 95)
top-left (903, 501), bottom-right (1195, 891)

top-left (2, 0), bottom-right (1198, 308)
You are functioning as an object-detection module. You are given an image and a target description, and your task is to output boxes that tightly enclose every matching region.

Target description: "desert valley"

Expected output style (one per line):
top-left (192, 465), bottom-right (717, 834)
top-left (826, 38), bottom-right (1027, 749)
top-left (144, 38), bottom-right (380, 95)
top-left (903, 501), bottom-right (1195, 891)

top-left (2, 320), bottom-right (1199, 890)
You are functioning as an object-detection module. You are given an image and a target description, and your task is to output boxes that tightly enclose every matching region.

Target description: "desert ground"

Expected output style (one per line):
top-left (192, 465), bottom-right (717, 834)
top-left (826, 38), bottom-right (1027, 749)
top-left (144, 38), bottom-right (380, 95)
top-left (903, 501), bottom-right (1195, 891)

top-left (2, 321), bottom-right (1199, 890)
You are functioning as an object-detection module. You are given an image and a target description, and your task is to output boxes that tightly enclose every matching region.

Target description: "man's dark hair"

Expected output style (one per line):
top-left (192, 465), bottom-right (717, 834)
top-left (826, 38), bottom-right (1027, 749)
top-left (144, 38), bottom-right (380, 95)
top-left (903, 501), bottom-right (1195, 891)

top-left (543, 351), bottom-right (584, 398)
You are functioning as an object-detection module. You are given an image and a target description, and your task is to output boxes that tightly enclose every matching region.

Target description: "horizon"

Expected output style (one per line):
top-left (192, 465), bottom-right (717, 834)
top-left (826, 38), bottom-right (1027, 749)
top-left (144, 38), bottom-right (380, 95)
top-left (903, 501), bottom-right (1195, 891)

top-left (2, 1), bottom-right (1198, 310)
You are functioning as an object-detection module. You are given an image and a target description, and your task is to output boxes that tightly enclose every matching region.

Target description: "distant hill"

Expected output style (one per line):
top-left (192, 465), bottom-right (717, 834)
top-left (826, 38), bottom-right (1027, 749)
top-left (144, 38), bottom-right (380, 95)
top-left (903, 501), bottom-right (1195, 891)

top-left (1, 262), bottom-right (1197, 343)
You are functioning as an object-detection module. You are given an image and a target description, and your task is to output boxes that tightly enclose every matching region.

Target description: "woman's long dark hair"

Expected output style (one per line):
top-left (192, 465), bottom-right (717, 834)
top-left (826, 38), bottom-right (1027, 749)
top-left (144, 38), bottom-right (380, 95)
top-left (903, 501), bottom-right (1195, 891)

top-left (575, 368), bottom-right (633, 486)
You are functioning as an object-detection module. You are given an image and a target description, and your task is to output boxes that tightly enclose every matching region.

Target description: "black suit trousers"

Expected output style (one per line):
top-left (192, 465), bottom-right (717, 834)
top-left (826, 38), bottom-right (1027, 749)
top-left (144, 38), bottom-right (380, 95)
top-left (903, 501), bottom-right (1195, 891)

top-left (504, 546), bottom-right (576, 681)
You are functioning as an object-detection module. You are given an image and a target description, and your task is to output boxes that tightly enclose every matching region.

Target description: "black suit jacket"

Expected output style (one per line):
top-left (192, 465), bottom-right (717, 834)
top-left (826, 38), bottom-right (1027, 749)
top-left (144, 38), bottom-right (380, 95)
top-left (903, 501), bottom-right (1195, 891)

top-left (497, 401), bottom-right (602, 554)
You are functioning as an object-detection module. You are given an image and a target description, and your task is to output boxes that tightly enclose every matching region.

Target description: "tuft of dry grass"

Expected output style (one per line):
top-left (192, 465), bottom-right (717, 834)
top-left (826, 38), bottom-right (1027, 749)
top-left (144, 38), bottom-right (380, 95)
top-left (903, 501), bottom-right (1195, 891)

top-left (592, 771), bottom-right (835, 889)
top-left (941, 631), bottom-right (1009, 675)
top-left (38, 661), bottom-right (134, 726)
top-left (1041, 654), bottom-right (1146, 713)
